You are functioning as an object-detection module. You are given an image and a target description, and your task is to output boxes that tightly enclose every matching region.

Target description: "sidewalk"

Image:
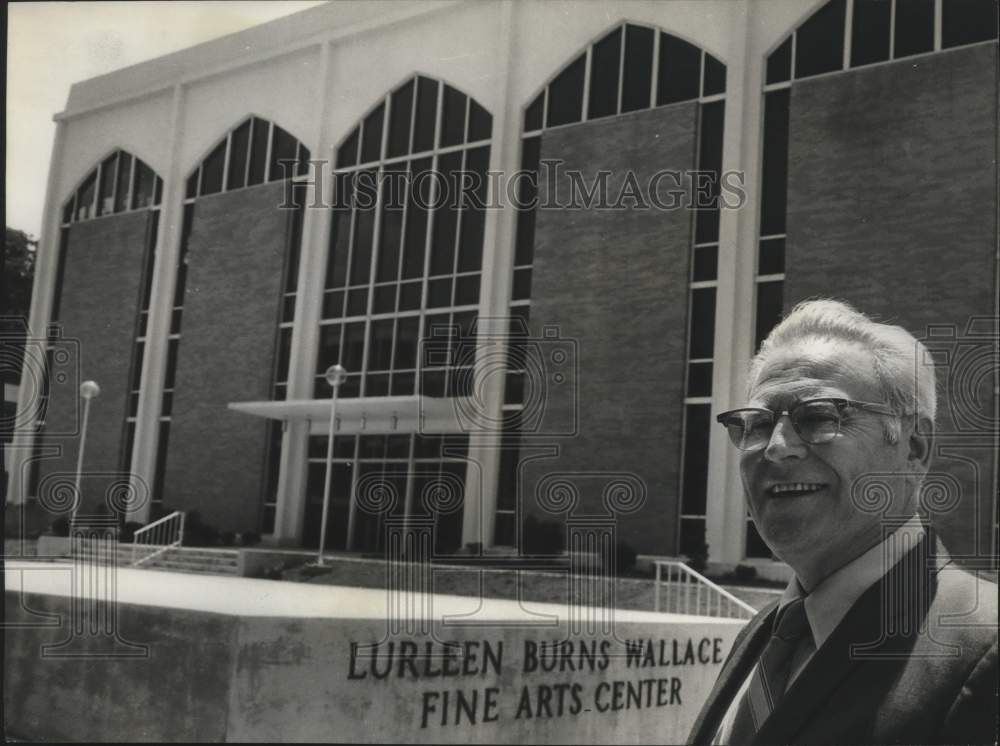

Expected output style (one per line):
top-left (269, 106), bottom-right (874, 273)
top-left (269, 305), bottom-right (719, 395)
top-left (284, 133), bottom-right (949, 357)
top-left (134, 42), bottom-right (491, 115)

top-left (4, 560), bottom-right (741, 623)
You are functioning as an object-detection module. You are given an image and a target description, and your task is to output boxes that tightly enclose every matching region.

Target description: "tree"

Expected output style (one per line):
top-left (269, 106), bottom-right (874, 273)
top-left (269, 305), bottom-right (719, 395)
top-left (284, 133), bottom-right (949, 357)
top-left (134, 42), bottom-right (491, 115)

top-left (2, 227), bottom-right (38, 385)
top-left (3, 227), bottom-right (37, 319)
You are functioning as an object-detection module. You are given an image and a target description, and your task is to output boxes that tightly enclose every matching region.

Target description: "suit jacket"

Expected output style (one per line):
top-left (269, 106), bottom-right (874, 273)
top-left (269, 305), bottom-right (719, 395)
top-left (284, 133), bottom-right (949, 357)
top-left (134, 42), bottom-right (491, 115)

top-left (688, 528), bottom-right (998, 745)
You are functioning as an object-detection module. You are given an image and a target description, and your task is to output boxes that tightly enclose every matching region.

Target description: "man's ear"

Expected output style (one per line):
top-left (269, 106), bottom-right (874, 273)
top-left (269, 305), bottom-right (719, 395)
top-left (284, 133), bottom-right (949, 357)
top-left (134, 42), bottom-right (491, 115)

top-left (907, 416), bottom-right (934, 472)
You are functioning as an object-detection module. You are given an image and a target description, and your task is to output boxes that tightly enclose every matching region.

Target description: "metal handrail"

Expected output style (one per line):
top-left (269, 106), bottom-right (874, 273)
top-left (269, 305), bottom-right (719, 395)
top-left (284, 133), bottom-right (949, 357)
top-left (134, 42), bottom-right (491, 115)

top-left (131, 511), bottom-right (185, 566)
top-left (653, 559), bottom-right (757, 619)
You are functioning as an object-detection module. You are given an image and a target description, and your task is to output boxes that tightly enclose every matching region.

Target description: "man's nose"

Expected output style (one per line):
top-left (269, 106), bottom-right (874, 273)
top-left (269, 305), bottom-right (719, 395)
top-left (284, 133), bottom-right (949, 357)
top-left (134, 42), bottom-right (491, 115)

top-left (763, 415), bottom-right (807, 462)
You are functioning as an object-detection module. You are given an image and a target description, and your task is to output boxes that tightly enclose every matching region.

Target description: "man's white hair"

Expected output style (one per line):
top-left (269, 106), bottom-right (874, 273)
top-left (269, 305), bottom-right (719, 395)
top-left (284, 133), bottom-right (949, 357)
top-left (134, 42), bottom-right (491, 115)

top-left (748, 299), bottom-right (937, 443)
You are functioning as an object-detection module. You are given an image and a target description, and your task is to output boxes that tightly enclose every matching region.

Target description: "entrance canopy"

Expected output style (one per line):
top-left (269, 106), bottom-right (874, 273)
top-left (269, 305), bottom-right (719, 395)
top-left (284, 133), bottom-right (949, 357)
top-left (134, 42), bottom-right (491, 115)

top-left (228, 395), bottom-right (473, 436)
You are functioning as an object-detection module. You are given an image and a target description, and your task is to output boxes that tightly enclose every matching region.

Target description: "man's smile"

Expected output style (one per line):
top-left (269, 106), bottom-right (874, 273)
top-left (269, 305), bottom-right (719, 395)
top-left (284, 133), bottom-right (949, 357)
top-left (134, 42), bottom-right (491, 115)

top-left (762, 482), bottom-right (829, 497)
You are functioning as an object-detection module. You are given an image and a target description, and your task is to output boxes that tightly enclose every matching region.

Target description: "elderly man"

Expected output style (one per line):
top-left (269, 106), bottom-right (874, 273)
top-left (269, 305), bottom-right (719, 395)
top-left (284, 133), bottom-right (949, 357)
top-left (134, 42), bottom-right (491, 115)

top-left (688, 300), bottom-right (998, 745)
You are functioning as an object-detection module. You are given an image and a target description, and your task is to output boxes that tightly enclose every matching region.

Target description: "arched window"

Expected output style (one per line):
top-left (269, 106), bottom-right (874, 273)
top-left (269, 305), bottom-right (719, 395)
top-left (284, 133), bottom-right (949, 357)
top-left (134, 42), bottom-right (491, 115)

top-left (765, 0), bottom-right (997, 86)
top-left (50, 150), bottom-right (163, 500)
top-left (500, 23), bottom-right (727, 554)
top-left (185, 116), bottom-right (310, 199)
top-left (319, 75), bottom-right (493, 400)
top-left (750, 0), bottom-right (997, 558)
top-left (61, 150), bottom-right (162, 225)
top-left (512, 24), bottom-right (726, 330)
top-left (523, 23), bottom-right (725, 133)
top-left (155, 117), bottom-right (309, 519)
top-left (308, 75), bottom-right (493, 554)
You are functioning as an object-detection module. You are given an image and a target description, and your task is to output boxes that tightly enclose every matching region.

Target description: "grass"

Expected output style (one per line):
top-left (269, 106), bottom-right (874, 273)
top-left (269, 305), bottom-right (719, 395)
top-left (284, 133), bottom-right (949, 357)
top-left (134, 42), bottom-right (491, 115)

top-left (279, 554), bottom-right (781, 616)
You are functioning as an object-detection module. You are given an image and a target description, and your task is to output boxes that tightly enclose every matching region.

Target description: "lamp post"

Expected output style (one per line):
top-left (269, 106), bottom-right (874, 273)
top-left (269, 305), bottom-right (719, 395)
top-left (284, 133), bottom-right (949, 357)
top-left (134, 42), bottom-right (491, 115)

top-left (71, 380), bottom-right (101, 527)
top-left (316, 364), bottom-right (347, 566)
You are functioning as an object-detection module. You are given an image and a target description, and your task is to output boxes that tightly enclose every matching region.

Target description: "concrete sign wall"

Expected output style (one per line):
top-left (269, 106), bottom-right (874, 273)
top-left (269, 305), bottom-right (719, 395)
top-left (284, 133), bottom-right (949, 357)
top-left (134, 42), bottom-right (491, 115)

top-left (4, 566), bottom-right (745, 742)
top-left (229, 617), bottom-right (740, 742)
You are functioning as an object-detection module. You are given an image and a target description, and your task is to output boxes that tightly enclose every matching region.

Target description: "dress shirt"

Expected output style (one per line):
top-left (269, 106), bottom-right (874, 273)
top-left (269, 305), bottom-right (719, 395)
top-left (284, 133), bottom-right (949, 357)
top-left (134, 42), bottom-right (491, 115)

top-left (712, 514), bottom-right (926, 744)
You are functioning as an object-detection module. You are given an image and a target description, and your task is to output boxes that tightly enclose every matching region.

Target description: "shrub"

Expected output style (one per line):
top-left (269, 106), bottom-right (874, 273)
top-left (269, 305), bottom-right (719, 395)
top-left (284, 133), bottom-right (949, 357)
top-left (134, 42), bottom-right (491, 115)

top-left (250, 563), bottom-right (287, 580)
top-left (686, 539), bottom-right (709, 572)
top-left (239, 532), bottom-right (261, 547)
top-left (5, 502), bottom-right (51, 540)
top-left (522, 514), bottom-right (565, 556)
top-left (49, 517), bottom-right (70, 537)
top-left (614, 539), bottom-right (638, 575)
top-left (457, 541), bottom-right (484, 556)
top-left (121, 521), bottom-right (144, 543)
top-left (181, 511), bottom-right (221, 547)
top-left (5, 509), bottom-right (26, 539)
top-left (733, 563), bottom-right (758, 584)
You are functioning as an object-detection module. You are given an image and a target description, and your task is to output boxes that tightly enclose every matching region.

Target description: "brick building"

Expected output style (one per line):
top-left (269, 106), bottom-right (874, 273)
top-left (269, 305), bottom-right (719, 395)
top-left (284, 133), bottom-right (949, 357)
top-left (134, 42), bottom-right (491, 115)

top-left (8, 0), bottom-right (998, 573)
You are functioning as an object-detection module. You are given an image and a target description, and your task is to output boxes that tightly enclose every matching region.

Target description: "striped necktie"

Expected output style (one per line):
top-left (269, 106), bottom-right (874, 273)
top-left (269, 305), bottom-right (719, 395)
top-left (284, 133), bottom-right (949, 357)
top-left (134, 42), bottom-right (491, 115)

top-left (727, 597), bottom-right (812, 745)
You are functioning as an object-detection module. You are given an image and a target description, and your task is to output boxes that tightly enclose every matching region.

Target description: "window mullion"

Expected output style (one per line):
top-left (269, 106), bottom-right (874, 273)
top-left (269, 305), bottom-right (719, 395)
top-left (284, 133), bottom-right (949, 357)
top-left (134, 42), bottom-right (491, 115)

top-left (408, 77), bottom-right (418, 156)
top-left (402, 431), bottom-right (416, 525)
top-left (698, 50), bottom-right (706, 99)
top-left (843, 0), bottom-right (854, 69)
top-left (450, 147), bottom-right (468, 299)
top-left (263, 120), bottom-right (275, 182)
top-left (360, 101), bottom-right (393, 394)
top-left (933, 0), bottom-right (943, 50)
top-left (92, 162), bottom-right (102, 217)
top-left (650, 29), bottom-right (661, 109)
top-left (889, 0), bottom-right (897, 59)
top-left (222, 131), bottom-right (233, 193)
top-left (109, 151), bottom-right (120, 214)
top-left (416, 83), bottom-right (446, 395)
top-left (616, 25), bottom-right (626, 113)
top-left (127, 155), bottom-right (137, 211)
top-left (582, 44), bottom-right (593, 123)
top-left (344, 437), bottom-right (361, 551)
top-left (791, 30), bottom-right (798, 79)
top-left (244, 119), bottom-right (255, 187)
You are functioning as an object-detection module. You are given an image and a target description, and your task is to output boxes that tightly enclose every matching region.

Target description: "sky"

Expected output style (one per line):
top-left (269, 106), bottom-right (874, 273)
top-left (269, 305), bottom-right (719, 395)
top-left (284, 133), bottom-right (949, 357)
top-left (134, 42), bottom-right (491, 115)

top-left (6, 1), bottom-right (327, 239)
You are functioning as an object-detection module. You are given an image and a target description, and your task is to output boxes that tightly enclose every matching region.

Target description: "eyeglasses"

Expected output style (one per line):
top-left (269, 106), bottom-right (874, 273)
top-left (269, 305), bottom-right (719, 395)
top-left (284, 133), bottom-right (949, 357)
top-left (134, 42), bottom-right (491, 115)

top-left (716, 397), bottom-right (898, 451)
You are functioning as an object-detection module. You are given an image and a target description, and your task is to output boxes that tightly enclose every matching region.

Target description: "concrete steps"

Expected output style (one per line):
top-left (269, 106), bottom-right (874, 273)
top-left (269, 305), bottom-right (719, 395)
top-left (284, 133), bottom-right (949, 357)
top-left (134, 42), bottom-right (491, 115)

top-left (65, 540), bottom-right (241, 576)
top-left (144, 548), bottom-right (240, 575)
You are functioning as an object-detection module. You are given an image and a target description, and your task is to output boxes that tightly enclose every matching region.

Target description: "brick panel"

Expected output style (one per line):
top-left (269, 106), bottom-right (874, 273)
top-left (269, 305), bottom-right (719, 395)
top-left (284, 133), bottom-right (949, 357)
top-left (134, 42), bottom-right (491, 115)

top-left (38, 212), bottom-right (150, 514)
top-left (524, 103), bottom-right (699, 556)
top-left (785, 43), bottom-right (998, 558)
top-left (163, 181), bottom-right (290, 532)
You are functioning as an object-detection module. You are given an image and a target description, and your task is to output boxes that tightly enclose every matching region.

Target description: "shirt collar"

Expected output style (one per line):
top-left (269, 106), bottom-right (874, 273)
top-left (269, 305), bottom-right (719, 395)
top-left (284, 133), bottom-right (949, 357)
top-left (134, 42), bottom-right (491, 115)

top-left (777, 514), bottom-right (926, 648)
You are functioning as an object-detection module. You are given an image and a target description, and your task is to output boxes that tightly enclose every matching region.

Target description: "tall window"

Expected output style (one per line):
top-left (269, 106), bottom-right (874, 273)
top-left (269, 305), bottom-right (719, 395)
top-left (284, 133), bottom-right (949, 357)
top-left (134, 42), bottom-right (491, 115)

top-left (500, 23), bottom-right (726, 552)
top-left (310, 75), bottom-right (493, 553)
top-left (765, 0), bottom-right (997, 87)
top-left (49, 152), bottom-right (163, 500)
top-left (679, 95), bottom-right (726, 559)
top-left (155, 117), bottom-right (309, 517)
top-left (260, 180), bottom-right (307, 533)
top-left (748, 0), bottom-right (998, 558)
top-left (60, 151), bottom-right (162, 226)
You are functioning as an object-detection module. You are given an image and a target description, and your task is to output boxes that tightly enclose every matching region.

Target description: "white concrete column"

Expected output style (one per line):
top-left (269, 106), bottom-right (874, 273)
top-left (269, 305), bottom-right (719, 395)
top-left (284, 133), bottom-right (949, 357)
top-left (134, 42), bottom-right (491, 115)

top-left (7, 120), bottom-right (68, 504)
top-left (704, 0), bottom-right (762, 565)
top-left (126, 85), bottom-right (187, 523)
top-left (461, 0), bottom-right (519, 548)
top-left (273, 42), bottom-right (334, 545)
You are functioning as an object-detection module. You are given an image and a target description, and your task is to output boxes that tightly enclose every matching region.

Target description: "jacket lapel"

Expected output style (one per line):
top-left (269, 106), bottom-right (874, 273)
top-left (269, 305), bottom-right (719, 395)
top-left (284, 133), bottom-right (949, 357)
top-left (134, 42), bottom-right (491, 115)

top-left (687, 601), bottom-right (778, 744)
top-left (752, 527), bottom-right (940, 745)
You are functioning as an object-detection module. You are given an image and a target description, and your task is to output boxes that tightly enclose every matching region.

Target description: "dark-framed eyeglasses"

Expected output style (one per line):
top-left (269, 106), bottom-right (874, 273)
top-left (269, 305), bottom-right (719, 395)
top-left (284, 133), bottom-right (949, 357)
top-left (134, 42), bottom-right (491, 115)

top-left (716, 397), bottom-right (898, 451)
